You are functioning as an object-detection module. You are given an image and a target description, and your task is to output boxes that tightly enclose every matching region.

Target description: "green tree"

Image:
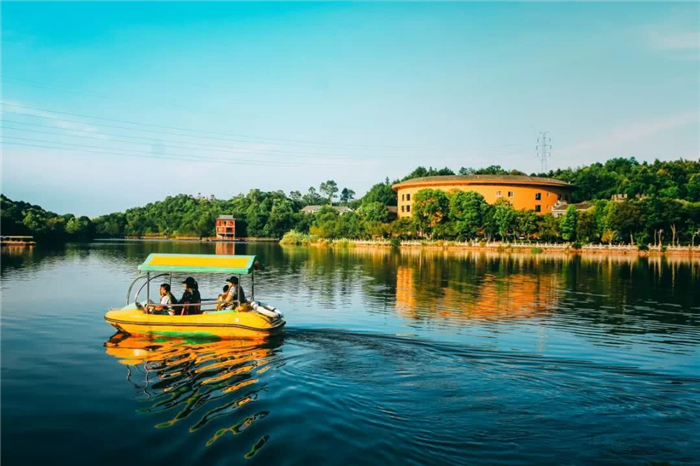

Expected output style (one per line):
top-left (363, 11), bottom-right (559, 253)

top-left (265, 199), bottom-right (296, 238)
top-left (412, 189), bottom-right (450, 238)
top-left (576, 211), bottom-right (597, 243)
top-left (361, 179), bottom-right (397, 206)
top-left (359, 201), bottom-right (390, 223)
top-left (66, 216), bottom-right (94, 240)
top-left (289, 190), bottom-right (302, 203)
top-left (320, 180), bottom-right (339, 205)
top-left (339, 188), bottom-right (355, 205)
top-left (560, 206), bottom-right (578, 242)
top-left (302, 187), bottom-right (324, 206)
top-left (492, 198), bottom-right (517, 241)
top-left (517, 210), bottom-right (539, 240)
top-left (449, 191), bottom-right (487, 239)
top-left (402, 166), bottom-right (454, 181)
top-left (537, 214), bottom-right (560, 242)
top-left (687, 173), bottom-right (700, 202)
top-left (605, 201), bottom-right (642, 244)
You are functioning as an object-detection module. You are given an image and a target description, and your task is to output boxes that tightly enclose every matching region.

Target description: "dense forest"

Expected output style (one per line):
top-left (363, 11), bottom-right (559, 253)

top-left (2, 157), bottom-right (699, 246)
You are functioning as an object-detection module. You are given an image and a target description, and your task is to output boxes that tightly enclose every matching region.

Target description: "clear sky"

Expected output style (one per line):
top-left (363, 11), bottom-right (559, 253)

top-left (1, 2), bottom-right (699, 217)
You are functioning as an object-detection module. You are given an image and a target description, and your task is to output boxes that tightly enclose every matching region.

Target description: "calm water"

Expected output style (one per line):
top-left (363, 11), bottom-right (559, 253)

top-left (2, 242), bottom-right (699, 465)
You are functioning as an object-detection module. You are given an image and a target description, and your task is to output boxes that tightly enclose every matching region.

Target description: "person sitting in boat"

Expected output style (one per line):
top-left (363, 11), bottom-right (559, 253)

top-left (220, 276), bottom-right (246, 310)
top-left (179, 277), bottom-right (201, 315)
top-left (146, 283), bottom-right (177, 315)
top-left (215, 285), bottom-right (230, 311)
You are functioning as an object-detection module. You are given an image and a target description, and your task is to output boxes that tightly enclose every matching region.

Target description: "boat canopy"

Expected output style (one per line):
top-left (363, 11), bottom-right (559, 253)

top-left (137, 253), bottom-right (257, 274)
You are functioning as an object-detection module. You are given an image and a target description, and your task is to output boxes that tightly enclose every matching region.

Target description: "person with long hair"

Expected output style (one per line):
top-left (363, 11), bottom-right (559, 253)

top-left (179, 277), bottom-right (201, 315)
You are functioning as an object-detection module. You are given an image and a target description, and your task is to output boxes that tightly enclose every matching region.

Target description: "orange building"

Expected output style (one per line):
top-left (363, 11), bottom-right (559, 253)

top-left (215, 215), bottom-right (238, 240)
top-left (392, 175), bottom-right (575, 218)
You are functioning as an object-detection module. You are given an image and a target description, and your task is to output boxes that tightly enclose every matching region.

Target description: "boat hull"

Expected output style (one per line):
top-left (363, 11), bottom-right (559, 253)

top-left (105, 305), bottom-right (285, 339)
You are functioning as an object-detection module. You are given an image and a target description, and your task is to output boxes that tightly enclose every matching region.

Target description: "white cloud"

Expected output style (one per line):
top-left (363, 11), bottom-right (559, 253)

top-left (648, 30), bottom-right (700, 51)
top-left (559, 110), bottom-right (700, 157)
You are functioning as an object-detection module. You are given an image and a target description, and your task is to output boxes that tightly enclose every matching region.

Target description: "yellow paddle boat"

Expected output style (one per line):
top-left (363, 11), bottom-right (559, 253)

top-left (105, 253), bottom-right (285, 339)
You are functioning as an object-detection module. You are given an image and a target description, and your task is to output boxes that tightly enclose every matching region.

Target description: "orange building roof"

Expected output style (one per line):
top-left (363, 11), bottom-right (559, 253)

top-left (392, 174), bottom-right (574, 190)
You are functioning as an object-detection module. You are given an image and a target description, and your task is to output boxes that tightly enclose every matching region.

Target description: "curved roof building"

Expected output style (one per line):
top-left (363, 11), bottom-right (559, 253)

top-left (391, 175), bottom-right (575, 218)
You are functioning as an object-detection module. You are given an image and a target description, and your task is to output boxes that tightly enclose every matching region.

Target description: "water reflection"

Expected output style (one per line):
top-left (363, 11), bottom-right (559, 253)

top-left (104, 333), bottom-right (283, 456)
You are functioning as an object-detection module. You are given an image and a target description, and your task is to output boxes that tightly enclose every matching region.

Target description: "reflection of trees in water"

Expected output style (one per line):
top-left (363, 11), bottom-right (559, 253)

top-left (278, 246), bottom-right (700, 335)
top-left (104, 333), bottom-right (283, 455)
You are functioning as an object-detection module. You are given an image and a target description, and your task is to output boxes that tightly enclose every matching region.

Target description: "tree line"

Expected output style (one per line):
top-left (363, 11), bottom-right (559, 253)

top-left (2, 158), bottom-right (699, 246)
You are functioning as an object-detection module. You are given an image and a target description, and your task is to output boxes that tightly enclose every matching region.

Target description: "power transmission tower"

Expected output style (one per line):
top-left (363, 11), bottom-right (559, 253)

top-left (536, 131), bottom-right (552, 174)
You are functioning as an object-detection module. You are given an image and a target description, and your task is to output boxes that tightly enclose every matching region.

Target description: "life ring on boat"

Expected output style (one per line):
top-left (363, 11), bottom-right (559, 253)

top-left (251, 301), bottom-right (283, 319)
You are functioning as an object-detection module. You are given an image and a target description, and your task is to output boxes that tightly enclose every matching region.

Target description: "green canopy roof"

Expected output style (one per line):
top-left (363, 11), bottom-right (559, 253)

top-left (138, 253), bottom-right (257, 274)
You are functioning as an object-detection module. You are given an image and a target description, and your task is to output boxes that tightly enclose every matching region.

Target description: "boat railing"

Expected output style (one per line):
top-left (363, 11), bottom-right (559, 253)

top-left (127, 273), bottom-right (170, 305)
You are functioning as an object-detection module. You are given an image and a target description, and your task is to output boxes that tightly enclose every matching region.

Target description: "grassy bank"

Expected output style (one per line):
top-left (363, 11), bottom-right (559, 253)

top-left (279, 231), bottom-right (700, 256)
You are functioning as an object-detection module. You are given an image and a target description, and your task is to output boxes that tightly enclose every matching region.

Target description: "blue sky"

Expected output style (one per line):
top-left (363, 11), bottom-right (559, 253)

top-left (2, 2), bottom-right (699, 216)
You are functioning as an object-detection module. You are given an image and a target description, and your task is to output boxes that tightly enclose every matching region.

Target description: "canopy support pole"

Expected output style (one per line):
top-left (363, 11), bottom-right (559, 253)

top-left (251, 269), bottom-right (255, 301)
top-left (146, 272), bottom-right (150, 304)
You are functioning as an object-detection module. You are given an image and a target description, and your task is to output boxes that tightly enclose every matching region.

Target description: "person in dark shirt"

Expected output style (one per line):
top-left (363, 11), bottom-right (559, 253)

top-left (179, 276), bottom-right (201, 315)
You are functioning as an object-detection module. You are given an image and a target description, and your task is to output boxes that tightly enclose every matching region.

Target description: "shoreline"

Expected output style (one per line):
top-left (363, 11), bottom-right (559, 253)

top-left (19, 236), bottom-right (699, 258)
top-left (285, 239), bottom-right (700, 258)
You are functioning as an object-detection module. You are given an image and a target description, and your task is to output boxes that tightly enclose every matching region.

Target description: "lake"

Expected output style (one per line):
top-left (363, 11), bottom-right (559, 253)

top-left (1, 241), bottom-right (699, 465)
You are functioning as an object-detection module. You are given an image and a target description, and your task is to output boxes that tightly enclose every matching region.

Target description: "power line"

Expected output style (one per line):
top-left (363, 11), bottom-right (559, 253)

top-left (1, 120), bottom-right (376, 160)
top-left (0, 136), bottom-right (353, 169)
top-left (0, 101), bottom-right (428, 152)
top-left (535, 131), bottom-right (552, 173)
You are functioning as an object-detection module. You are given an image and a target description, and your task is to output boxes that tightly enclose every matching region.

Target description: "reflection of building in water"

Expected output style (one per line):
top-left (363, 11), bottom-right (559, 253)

top-left (395, 265), bottom-right (560, 323)
top-left (395, 267), bottom-right (416, 312)
top-left (215, 241), bottom-right (237, 255)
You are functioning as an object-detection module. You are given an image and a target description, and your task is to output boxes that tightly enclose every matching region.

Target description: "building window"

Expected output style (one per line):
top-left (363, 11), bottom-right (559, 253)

top-left (401, 206), bottom-right (405, 212)
top-left (546, 193), bottom-right (550, 198)
top-left (406, 205), bottom-right (411, 212)
top-left (496, 191), bottom-right (502, 197)
top-left (402, 194), bottom-right (405, 201)
top-left (508, 191), bottom-right (514, 197)
top-left (535, 205), bottom-right (541, 212)
top-left (535, 193), bottom-right (541, 200)
top-left (406, 193), bottom-right (411, 201)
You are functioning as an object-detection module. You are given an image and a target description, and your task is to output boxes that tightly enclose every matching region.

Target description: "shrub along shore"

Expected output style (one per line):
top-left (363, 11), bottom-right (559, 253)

top-left (2, 158), bottom-right (699, 249)
top-left (278, 232), bottom-right (700, 257)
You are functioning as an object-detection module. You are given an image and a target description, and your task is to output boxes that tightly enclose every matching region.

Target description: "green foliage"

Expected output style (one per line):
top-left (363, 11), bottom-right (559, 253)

top-left (302, 187), bottom-right (325, 206)
top-left (0, 195), bottom-right (92, 242)
top-left (361, 179), bottom-right (397, 206)
top-left (560, 205), bottom-right (578, 241)
top-left (340, 188), bottom-right (355, 205)
top-left (279, 230), bottom-right (317, 245)
top-left (6, 158), bottom-right (700, 246)
top-left (449, 191), bottom-right (488, 239)
top-left (638, 244), bottom-right (649, 251)
top-left (571, 242), bottom-right (582, 250)
top-left (576, 211), bottom-right (597, 243)
top-left (320, 180), bottom-right (339, 204)
top-left (359, 201), bottom-right (390, 224)
top-left (402, 166), bottom-right (454, 181)
top-left (412, 189), bottom-right (450, 239)
top-left (492, 198), bottom-right (518, 241)
top-left (458, 165), bottom-right (526, 176)
top-left (549, 158), bottom-right (699, 203)
top-left (517, 209), bottom-right (539, 240)
top-left (389, 238), bottom-right (401, 248)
